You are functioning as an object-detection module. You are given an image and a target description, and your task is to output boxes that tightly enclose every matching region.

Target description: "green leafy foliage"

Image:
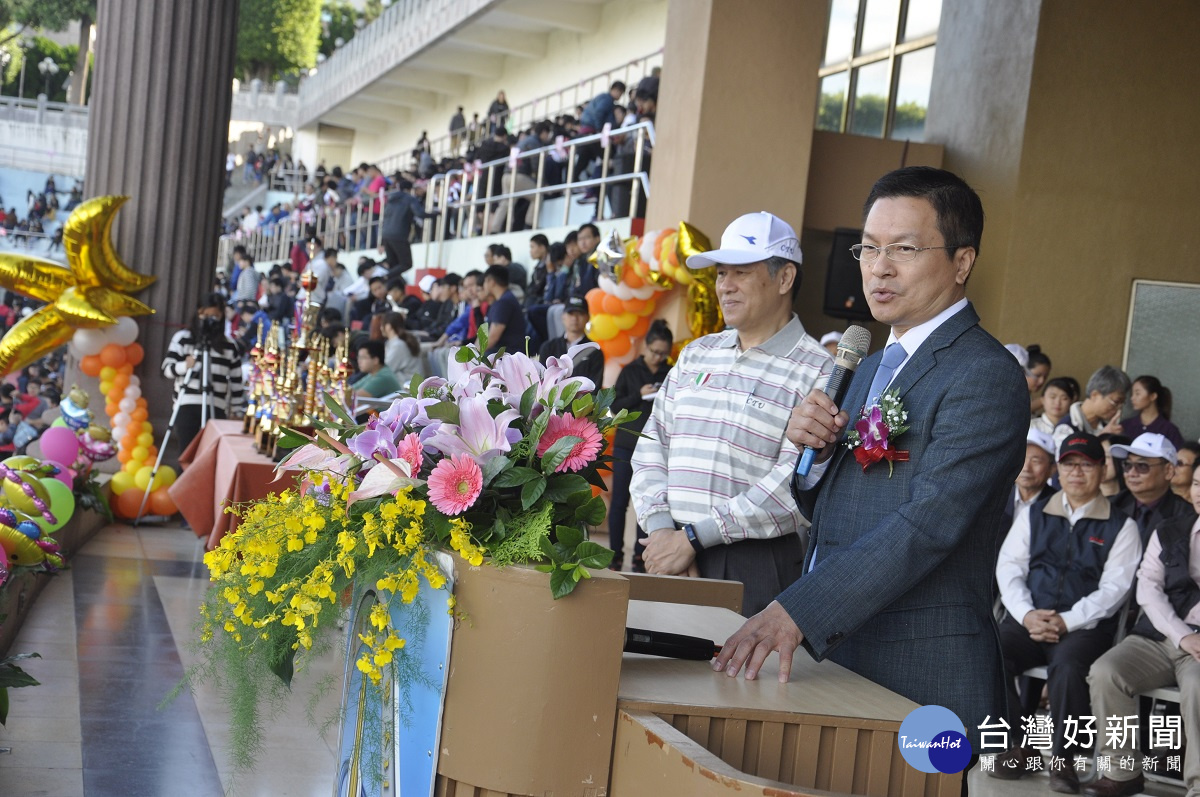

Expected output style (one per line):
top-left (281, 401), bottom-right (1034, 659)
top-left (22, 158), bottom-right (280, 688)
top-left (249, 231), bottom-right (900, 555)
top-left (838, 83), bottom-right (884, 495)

top-left (0, 652), bottom-right (42, 726)
top-left (235, 0), bottom-right (322, 82)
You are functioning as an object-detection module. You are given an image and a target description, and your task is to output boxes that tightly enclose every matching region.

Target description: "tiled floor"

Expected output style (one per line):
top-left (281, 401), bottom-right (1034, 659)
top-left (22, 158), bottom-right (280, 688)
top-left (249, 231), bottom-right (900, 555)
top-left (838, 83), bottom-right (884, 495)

top-left (0, 522), bottom-right (1187, 796)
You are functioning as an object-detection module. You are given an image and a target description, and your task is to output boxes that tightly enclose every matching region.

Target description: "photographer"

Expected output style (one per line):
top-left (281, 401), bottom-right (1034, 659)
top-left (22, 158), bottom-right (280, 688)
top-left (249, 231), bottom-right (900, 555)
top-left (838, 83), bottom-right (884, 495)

top-left (161, 293), bottom-right (245, 454)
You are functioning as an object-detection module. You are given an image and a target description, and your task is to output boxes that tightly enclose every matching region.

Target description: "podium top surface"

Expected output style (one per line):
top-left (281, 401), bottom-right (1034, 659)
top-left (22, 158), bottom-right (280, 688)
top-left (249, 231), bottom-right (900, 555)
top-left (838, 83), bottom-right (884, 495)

top-left (619, 600), bottom-right (919, 726)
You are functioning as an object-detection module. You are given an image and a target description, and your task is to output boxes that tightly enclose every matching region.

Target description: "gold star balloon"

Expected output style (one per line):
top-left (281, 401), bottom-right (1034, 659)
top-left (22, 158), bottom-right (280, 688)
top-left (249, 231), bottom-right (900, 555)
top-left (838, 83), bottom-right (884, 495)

top-left (0, 196), bottom-right (155, 375)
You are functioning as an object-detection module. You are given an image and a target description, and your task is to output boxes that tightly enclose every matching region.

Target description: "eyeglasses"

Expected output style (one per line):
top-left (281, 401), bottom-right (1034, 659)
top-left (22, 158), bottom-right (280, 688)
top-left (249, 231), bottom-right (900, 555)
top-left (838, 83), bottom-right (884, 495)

top-left (849, 243), bottom-right (963, 263)
top-left (1122, 460), bottom-right (1165, 475)
top-left (645, 347), bottom-right (670, 358)
top-left (1059, 460), bottom-right (1100, 473)
top-left (1106, 395), bottom-right (1125, 409)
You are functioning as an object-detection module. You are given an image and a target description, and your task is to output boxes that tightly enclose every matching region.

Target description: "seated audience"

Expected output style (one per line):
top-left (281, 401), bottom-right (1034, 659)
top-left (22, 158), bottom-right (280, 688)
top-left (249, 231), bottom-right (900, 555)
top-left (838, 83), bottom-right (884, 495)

top-left (1004, 428), bottom-right (1059, 526)
top-left (1055, 365), bottom-right (1131, 444)
top-left (1099, 433), bottom-right (1132, 498)
top-left (1109, 433), bottom-right (1194, 544)
top-left (1172, 441), bottom-right (1200, 501)
top-left (353, 339), bottom-right (402, 398)
top-left (1032, 376), bottom-right (1079, 436)
top-left (536, 297), bottom-right (603, 388)
top-left (1086, 469), bottom-right (1200, 797)
top-left (993, 433), bottom-right (1141, 793)
top-left (482, 264), bottom-right (527, 356)
top-left (1121, 375), bottom-right (1185, 451)
top-left (380, 311), bottom-right (422, 388)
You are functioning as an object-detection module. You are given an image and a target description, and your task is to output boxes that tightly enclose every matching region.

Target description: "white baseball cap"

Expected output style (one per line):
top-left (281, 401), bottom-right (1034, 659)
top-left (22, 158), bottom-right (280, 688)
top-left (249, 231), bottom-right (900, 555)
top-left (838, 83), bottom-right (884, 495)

top-left (1026, 428), bottom-right (1056, 457)
top-left (418, 274), bottom-right (437, 293)
top-left (1109, 433), bottom-right (1178, 465)
top-left (685, 211), bottom-right (802, 269)
top-left (1004, 343), bottom-right (1030, 371)
top-left (819, 331), bottom-right (842, 348)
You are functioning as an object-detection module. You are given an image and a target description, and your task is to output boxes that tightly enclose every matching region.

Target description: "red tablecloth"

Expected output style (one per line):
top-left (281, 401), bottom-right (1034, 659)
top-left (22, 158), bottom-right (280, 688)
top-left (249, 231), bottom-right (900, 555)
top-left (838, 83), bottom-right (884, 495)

top-left (168, 420), bottom-right (299, 550)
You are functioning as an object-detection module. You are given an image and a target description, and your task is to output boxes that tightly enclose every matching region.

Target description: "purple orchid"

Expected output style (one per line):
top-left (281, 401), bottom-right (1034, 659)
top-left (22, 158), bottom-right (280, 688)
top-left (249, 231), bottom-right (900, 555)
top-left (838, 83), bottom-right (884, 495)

top-left (379, 396), bottom-right (439, 433)
top-left (425, 394), bottom-right (521, 465)
top-left (347, 426), bottom-right (398, 464)
top-left (855, 406), bottom-right (891, 451)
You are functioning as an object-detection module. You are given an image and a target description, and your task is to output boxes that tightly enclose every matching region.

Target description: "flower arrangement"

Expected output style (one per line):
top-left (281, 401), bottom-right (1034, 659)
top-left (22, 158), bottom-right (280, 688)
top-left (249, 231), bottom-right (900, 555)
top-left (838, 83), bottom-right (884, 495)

top-left (176, 328), bottom-right (638, 774)
top-left (845, 388), bottom-right (911, 475)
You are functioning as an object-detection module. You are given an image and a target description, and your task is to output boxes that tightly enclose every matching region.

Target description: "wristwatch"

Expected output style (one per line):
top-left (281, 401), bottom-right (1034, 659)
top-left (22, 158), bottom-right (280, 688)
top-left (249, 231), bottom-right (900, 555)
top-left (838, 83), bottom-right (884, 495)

top-left (681, 523), bottom-right (705, 555)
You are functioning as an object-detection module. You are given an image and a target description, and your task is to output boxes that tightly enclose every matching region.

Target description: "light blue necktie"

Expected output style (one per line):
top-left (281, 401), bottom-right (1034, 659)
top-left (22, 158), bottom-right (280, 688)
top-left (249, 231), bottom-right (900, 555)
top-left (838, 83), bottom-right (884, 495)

top-left (808, 342), bottom-right (908, 573)
top-left (865, 342), bottom-right (907, 408)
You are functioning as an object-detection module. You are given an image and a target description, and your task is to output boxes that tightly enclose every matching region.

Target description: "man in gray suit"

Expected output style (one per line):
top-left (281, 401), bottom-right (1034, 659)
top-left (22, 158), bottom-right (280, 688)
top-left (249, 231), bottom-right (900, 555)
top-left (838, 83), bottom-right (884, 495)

top-left (714, 167), bottom-right (1028, 761)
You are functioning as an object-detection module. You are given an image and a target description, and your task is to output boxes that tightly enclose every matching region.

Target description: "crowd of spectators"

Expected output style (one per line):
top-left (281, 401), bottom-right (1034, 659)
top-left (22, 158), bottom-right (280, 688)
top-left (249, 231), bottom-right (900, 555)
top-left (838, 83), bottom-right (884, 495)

top-left (0, 175), bottom-right (80, 251)
top-left (0, 359), bottom-right (64, 456)
top-left (221, 71), bottom-right (661, 260)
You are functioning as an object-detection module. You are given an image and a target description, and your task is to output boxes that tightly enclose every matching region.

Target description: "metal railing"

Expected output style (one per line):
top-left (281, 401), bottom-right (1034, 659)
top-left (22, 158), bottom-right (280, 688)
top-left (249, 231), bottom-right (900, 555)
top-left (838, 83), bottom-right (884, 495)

top-left (0, 142), bottom-right (87, 178)
top-left (378, 49), bottom-right (664, 173)
top-left (218, 200), bottom-right (387, 269)
top-left (421, 121), bottom-right (653, 267)
top-left (269, 168), bottom-right (318, 193)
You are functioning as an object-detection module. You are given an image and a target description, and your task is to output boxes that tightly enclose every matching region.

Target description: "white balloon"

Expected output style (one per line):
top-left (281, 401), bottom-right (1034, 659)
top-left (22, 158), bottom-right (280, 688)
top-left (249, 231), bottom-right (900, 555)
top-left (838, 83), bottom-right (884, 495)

top-left (629, 285), bottom-right (656, 300)
top-left (638, 234), bottom-right (658, 267)
top-left (598, 274), bottom-right (632, 299)
top-left (124, 386), bottom-right (142, 400)
top-left (111, 317), bottom-right (139, 347)
top-left (113, 426), bottom-right (127, 441)
top-left (128, 375), bottom-right (140, 387)
top-left (113, 412), bottom-right (131, 427)
top-left (611, 282), bottom-right (633, 301)
top-left (73, 328), bottom-right (107, 357)
top-left (119, 398), bottom-right (137, 413)
top-left (597, 275), bottom-right (617, 294)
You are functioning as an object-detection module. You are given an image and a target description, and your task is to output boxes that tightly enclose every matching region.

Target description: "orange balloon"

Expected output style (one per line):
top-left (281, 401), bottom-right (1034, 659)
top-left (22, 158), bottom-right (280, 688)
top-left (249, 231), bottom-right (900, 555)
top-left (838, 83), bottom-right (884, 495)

top-left (108, 388), bottom-right (124, 402)
top-left (131, 408), bottom-right (149, 423)
top-left (624, 268), bottom-right (644, 289)
top-left (106, 402), bottom-right (118, 417)
top-left (629, 316), bottom-right (650, 338)
top-left (116, 488), bottom-right (147, 520)
top-left (149, 488), bottom-right (177, 516)
top-left (99, 343), bottom-right (127, 368)
top-left (624, 297), bottom-right (649, 315)
top-left (113, 374), bottom-right (130, 391)
top-left (80, 355), bottom-right (103, 377)
top-left (584, 288), bottom-right (605, 316)
top-left (125, 342), bottom-right (144, 365)
top-left (601, 293), bottom-right (624, 316)
top-left (146, 446), bottom-right (158, 461)
top-left (601, 334), bottom-right (631, 358)
top-left (121, 434), bottom-right (138, 450)
top-left (119, 362), bottom-right (134, 375)
top-left (118, 449), bottom-right (131, 465)
top-left (135, 398), bottom-right (147, 409)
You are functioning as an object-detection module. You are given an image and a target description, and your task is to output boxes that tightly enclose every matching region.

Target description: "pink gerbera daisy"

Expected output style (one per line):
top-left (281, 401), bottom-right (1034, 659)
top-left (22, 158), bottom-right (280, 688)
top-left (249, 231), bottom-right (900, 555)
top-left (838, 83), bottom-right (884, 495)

top-left (396, 432), bottom-right (423, 477)
top-left (427, 454), bottom-right (483, 515)
top-left (536, 414), bottom-right (603, 473)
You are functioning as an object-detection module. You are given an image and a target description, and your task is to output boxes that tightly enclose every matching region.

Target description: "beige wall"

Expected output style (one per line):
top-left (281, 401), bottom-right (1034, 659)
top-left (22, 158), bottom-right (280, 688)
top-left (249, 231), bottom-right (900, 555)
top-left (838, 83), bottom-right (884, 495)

top-left (647, 0), bottom-right (830, 236)
top-left (932, 0), bottom-right (1200, 387)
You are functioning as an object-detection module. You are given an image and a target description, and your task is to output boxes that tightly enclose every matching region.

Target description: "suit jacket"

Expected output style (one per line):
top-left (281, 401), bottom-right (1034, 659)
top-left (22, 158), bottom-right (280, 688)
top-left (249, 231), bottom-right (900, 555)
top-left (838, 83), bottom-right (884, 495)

top-left (779, 303), bottom-right (1027, 748)
top-left (1002, 482), bottom-right (1057, 527)
top-left (1108, 488), bottom-right (1194, 546)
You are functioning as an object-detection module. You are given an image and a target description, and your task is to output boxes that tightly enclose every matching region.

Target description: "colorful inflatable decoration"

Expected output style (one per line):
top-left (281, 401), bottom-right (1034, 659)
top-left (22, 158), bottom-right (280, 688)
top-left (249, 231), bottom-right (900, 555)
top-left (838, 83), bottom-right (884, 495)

top-left (0, 459), bottom-right (66, 571)
top-left (676, 221), bottom-right (724, 340)
top-left (0, 196), bottom-right (155, 376)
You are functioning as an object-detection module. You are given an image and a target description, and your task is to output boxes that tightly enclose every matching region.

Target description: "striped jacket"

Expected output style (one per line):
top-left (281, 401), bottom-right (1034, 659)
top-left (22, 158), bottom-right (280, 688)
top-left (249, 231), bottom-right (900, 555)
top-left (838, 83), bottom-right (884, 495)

top-left (161, 328), bottom-right (245, 415)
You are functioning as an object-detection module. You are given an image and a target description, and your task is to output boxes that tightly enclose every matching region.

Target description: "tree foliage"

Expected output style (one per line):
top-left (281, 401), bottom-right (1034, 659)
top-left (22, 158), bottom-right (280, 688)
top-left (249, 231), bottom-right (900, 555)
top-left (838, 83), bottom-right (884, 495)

top-left (0, 0), bottom-right (95, 44)
top-left (0, 34), bottom-right (80, 101)
top-left (235, 0), bottom-right (322, 83)
top-left (318, 0), bottom-right (358, 59)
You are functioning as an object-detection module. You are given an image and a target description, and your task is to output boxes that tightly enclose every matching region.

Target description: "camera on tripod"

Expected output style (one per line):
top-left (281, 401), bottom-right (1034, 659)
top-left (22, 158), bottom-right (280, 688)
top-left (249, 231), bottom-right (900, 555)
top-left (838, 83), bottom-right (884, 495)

top-left (196, 316), bottom-right (222, 349)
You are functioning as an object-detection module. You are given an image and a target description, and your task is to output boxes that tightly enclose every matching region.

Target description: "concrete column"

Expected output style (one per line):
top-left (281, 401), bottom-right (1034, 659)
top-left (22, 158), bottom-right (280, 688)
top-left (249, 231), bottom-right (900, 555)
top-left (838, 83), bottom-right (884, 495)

top-left (84, 0), bottom-right (240, 421)
top-left (647, 0), bottom-right (829, 235)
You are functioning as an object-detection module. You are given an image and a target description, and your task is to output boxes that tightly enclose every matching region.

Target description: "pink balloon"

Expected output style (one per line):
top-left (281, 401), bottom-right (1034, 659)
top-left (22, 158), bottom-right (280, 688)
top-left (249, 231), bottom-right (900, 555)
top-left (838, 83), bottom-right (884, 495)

top-left (39, 427), bottom-right (81, 465)
top-left (45, 460), bottom-right (73, 488)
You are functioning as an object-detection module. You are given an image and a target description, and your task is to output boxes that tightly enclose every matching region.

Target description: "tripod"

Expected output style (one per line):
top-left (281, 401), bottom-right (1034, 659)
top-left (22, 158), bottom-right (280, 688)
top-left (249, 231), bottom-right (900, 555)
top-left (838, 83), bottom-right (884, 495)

top-left (134, 336), bottom-right (216, 525)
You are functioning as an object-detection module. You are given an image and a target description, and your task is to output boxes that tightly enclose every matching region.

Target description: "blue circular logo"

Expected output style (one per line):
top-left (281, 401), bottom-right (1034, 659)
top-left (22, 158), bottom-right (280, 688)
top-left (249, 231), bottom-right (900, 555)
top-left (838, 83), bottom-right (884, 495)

top-left (897, 705), bottom-right (972, 774)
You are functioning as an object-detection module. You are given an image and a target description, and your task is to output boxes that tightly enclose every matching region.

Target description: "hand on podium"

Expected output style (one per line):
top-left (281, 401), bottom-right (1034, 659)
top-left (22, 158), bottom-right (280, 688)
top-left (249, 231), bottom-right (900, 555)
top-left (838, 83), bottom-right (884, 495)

top-left (712, 600), bottom-right (805, 683)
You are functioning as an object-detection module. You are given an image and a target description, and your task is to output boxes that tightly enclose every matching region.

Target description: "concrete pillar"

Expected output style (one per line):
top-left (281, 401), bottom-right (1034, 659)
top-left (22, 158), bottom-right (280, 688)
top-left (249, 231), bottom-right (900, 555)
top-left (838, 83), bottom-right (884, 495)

top-left (84, 0), bottom-right (240, 422)
top-left (647, 0), bottom-right (829, 235)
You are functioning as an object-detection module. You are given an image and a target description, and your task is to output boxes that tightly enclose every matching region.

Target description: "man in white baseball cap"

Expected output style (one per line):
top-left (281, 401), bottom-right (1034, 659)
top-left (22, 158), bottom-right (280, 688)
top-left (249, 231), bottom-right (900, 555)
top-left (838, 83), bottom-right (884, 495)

top-left (631, 211), bottom-right (832, 615)
top-left (1004, 427), bottom-right (1059, 526)
top-left (1108, 432), bottom-right (1192, 543)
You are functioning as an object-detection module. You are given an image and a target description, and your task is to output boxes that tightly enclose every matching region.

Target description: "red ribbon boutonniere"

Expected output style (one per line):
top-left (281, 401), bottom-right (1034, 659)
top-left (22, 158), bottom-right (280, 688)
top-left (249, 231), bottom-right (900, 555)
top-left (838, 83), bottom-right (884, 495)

top-left (845, 390), bottom-right (911, 476)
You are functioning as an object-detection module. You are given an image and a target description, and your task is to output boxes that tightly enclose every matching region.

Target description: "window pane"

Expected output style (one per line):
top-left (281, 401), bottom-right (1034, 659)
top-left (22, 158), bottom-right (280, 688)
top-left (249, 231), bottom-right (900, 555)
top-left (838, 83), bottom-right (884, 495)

top-left (823, 0), bottom-right (860, 66)
top-left (890, 46), bottom-right (935, 141)
top-left (858, 0), bottom-right (900, 55)
top-left (817, 72), bottom-right (850, 132)
top-left (849, 60), bottom-right (890, 137)
top-left (903, 0), bottom-right (942, 40)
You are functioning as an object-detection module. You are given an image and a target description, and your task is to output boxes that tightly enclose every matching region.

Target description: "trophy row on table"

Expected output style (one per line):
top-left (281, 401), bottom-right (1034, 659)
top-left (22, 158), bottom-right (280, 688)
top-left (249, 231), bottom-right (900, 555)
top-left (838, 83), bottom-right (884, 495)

top-left (243, 270), bottom-right (353, 458)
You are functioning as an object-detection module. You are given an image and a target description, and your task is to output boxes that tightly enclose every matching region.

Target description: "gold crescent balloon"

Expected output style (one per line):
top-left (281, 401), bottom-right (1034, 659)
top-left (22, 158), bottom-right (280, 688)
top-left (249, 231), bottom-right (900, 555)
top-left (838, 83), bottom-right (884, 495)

top-left (676, 222), bottom-right (724, 339)
top-left (0, 194), bottom-right (156, 375)
top-left (588, 229), bottom-right (626, 283)
top-left (64, 195), bottom-right (156, 292)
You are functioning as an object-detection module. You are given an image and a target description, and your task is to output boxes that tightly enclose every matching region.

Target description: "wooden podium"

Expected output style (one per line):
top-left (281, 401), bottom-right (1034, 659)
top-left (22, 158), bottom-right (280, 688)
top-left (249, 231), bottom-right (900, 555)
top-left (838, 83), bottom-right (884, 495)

top-left (340, 564), bottom-right (961, 797)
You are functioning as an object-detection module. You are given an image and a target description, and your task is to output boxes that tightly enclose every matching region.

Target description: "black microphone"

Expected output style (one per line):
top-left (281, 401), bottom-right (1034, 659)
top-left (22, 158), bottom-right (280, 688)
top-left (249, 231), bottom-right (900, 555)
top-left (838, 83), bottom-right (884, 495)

top-left (623, 627), bottom-right (721, 660)
top-left (795, 325), bottom-right (872, 476)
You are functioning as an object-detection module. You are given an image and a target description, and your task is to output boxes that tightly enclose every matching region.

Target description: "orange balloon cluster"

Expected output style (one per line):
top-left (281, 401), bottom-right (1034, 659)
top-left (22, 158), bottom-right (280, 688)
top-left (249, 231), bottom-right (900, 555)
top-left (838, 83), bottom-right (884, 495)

top-left (80, 341), bottom-right (177, 519)
top-left (584, 234), bottom-right (676, 365)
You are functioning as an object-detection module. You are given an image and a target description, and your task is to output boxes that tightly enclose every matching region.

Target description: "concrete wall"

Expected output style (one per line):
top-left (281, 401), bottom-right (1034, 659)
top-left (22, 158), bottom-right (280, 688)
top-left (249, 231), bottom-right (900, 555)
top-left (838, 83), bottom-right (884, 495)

top-left (348, 0), bottom-right (668, 168)
top-left (930, 0), bottom-right (1200, 387)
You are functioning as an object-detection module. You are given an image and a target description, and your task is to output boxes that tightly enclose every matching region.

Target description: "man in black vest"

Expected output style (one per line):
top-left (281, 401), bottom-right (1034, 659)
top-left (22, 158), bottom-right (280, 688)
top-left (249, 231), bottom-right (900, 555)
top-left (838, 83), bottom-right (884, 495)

top-left (1109, 433), bottom-right (1193, 545)
top-left (993, 433), bottom-right (1142, 793)
top-left (1085, 472), bottom-right (1200, 797)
